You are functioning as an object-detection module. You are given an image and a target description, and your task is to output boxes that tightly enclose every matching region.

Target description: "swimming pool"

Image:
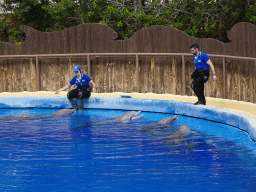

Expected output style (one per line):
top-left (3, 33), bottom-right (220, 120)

top-left (0, 97), bottom-right (256, 192)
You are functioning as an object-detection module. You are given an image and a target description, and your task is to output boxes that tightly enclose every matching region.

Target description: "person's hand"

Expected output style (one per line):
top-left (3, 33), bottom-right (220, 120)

top-left (55, 90), bottom-right (60, 94)
top-left (213, 75), bottom-right (217, 81)
top-left (93, 87), bottom-right (96, 92)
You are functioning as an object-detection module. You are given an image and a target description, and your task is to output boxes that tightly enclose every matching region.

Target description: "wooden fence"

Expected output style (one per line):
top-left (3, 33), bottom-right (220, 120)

top-left (1, 22), bottom-right (256, 57)
top-left (0, 22), bottom-right (255, 103)
top-left (0, 53), bottom-right (255, 103)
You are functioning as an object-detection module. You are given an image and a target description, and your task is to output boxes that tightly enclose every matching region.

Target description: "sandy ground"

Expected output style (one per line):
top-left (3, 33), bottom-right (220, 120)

top-left (0, 91), bottom-right (255, 118)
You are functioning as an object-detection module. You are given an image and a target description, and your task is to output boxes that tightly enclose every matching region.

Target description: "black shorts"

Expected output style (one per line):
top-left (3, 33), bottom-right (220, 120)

top-left (67, 86), bottom-right (91, 100)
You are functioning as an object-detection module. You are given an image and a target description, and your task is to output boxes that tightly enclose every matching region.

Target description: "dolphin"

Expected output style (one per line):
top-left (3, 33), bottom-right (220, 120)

top-left (0, 108), bottom-right (75, 123)
top-left (50, 108), bottom-right (76, 117)
top-left (164, 124), bottom-right (198, 145)
top-left (34, 108), bottom-right (75, 119)
top-left (136, 117), bottom-right (200, 151)
top-left (161, 124), bottom-right (200, 151)
top-left (111, 111), bottom-right (143, 123)
top-left (90, 111), bottom-right (143, 125)
top-left (136, 116), bottom-right (178, 134)
top-left (0, 113), bottom-right (36, 122)
top-left (72, 111), bottom-right (144, 130)
top-left (0, 113), bottom-right (34, 119)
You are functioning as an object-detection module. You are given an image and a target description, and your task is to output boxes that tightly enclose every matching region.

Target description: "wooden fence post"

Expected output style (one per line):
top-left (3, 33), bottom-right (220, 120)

top-left (182, 55), bottom-right (185, 95)
top-left (136, 54), bottom-right (139, 93)
top-left (87, 54), bottom-right (90, 77)
top-left (223, 57), bottom-right (226, 99)
top-left (36, 56), bottom-right (40, 91)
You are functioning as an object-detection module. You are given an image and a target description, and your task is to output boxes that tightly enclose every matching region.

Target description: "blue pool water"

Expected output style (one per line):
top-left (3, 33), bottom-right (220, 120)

top-left (1, 109), bottom-right (256, 192)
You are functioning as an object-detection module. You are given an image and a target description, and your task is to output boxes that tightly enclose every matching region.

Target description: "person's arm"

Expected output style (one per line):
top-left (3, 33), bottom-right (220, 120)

top-left (207, 60), bottom-right (217, 81)
top-left (55, 84), bottom-right (71, 94)
top-left (89, 81), bottom-right (96, 92)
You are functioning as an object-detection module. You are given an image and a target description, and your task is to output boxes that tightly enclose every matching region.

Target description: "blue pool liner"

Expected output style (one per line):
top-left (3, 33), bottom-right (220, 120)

top-left (0, 96), bottom-right (255, 141)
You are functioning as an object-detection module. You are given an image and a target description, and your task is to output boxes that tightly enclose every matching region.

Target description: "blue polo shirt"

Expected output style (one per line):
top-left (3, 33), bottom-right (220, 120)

top-left (193, 51), bottom-right (210, 71)
top-left (69, 73), bottom-right (92, 87)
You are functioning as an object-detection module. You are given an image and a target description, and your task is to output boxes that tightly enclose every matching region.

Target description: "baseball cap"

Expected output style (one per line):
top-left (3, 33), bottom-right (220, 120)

top-left (73, 65), bottom-right (81, 72)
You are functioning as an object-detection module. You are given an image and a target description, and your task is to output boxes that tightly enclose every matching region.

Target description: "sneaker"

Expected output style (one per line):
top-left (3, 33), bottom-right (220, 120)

top-left (194, 101), bottom-right (200, 105)
top-left (194, 101), bottom-right (206, 105)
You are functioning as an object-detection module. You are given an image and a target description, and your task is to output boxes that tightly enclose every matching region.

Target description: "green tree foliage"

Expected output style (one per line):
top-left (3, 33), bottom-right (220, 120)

top-left (0, 0), bottom-right (255, 44)
top-left (0, 0), bottom-right (53, 43)
top-left (168, 0), bottom-right (256, 42)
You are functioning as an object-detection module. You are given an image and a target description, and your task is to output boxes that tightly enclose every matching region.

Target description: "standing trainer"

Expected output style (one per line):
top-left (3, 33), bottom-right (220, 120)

top-left (190, 44), bottom-right (217, 105)
top-left (55, 65), bottom-right (96, 111)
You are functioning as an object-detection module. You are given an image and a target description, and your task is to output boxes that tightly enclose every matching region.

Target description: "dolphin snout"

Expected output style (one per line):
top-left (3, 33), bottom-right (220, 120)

top-left (131, 111), bottom-right (144, 120)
